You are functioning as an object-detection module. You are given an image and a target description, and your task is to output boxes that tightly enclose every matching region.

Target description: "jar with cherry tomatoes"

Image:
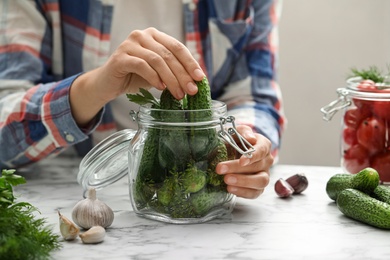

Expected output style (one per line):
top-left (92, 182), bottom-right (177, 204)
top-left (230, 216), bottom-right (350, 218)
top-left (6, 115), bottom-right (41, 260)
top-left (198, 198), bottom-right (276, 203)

top-left (321, 76), bottom-right (390, 183)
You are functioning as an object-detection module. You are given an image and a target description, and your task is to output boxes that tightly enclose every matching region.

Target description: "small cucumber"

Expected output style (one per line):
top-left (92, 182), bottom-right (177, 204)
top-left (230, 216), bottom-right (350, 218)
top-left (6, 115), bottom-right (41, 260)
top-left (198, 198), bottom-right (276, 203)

top-left (326, 167), bottom-right (380, 201)
top-left (337, 188), bottom-right (390, 229)
top-left (187, 77), bottom-right (219, 161)
top-left (351, 167), bottom-right (380, 194)
top-left (325, 174), bottom-right (353, 201)
top-left (158, 89), bottom-right (191, 171)
top-left (371, 185), bottom-right (390, 204)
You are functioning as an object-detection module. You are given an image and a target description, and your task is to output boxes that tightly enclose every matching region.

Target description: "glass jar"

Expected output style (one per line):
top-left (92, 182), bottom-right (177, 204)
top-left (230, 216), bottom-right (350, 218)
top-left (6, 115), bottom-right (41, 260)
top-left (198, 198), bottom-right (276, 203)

top-left (321, 76), bottom-right (390, 183)
top-left (77, 100), bottom-right (254, 224)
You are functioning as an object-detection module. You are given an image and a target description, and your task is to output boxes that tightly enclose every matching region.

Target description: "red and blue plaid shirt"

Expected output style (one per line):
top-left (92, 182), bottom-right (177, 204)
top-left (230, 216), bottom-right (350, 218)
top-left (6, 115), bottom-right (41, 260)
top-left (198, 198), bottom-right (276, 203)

top-left (0, 0), bottom-right (285, 168)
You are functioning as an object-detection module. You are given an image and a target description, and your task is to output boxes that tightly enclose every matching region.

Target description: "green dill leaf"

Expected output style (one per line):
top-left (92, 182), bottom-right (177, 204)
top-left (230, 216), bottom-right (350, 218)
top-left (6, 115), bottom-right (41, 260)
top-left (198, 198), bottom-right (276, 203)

top-left (10, 201), bottom-right (34, 209)
top-left (349, 66), bottom-right (386, 82)
top-left (0, 206), bottom-right (61, 260)
top-left (0, 169), bottom-right (61, 259)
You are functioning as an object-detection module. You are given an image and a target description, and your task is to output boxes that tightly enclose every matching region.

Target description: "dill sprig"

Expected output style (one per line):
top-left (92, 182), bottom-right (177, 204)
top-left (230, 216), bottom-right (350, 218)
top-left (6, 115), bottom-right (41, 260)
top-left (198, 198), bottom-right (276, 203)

top-left (0, 169), bottom-right (61, 260)
top-left (349, 65), bottom-right (388, 83)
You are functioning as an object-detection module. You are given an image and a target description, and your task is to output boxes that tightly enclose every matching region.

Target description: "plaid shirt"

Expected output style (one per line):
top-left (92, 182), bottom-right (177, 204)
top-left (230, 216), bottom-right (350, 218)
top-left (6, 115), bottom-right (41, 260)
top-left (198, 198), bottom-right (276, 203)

top-left (0, 0), bottom-right (285, 168)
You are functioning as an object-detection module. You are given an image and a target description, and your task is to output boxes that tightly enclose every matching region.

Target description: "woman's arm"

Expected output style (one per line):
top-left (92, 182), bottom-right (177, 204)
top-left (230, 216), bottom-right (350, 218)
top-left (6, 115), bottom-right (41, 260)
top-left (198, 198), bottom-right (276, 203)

top-left (0, 0), bottom-right (206, 168)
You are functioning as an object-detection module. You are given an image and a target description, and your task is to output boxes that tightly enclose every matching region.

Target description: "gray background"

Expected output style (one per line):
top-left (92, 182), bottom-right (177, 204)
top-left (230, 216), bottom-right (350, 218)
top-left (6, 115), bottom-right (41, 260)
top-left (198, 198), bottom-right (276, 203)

top-left (277, 0), bottom-right (390, 166)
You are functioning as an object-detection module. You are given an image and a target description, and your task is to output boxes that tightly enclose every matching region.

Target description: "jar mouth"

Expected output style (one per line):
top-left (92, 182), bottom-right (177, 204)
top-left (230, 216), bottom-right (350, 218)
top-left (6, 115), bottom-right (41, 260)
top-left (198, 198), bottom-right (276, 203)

top-left (137, 100), bottom-right (227, 125)
top-left (342, 77), bottom-right (390, 100)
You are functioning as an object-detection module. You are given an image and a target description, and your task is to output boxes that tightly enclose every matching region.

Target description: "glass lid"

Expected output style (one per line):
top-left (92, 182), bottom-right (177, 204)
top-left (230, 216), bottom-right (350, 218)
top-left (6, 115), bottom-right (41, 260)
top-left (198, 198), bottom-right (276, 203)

top-left (77, 129), bottom-right (136, 192)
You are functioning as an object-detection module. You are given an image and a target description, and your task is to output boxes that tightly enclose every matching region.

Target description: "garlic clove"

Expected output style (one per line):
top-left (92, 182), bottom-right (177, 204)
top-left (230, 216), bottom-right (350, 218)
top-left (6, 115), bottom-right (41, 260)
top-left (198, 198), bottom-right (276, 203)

top-left (79, 226), bottom-right (106, 244)
top-left (285, 173), bottom-right (309, 194)
top-left (72, 187), bottom-right (114, 229)
top-left (274, 178), bottom-right (294, 198)
top-left (58, 211), bottom-right (80, 241)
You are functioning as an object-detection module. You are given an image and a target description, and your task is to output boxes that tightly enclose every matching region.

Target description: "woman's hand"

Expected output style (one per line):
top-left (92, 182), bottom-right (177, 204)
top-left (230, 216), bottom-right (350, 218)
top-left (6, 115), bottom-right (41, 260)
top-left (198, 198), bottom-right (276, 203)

top-left (70, 27), bottom-right (205, 126)
top-left (216, 125), bottom-right (274, 199)
top-left (96, 27), bottom-right (204, 100)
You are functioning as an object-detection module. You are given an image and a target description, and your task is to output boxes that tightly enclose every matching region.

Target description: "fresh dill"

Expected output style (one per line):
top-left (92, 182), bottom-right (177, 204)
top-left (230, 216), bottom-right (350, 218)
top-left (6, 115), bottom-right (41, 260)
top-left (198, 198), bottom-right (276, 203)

top-left (0, 169), bottom-right (61, 260)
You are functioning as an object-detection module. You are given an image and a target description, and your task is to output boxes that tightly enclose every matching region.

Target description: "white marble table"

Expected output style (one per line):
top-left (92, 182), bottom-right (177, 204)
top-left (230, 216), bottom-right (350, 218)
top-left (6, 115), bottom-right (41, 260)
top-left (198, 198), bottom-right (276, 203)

top-left (14, 153), bottom-right (390, 260)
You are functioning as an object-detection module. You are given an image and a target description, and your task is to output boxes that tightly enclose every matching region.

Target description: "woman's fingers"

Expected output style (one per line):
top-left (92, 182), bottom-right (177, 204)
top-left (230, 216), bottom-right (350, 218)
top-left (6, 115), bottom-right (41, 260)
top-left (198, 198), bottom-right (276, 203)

top-left (225, 171), bottom-right (270, 199)
top-left (151, 28), bottom-right (205, 79)
top-left (125, 28), bottom-right (204, 98)
top-left (216, 125), bottom-right (274, 199)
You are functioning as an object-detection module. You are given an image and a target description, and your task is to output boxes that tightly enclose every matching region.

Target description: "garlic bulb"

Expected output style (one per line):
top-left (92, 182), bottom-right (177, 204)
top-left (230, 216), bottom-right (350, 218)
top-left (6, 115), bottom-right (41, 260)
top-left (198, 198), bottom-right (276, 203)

top-left (72, 187), bottom-right (114, 229)
top-left (79, 226), bottom-right (106, 244)
top-left (58, 211), bottom-right (80, 240)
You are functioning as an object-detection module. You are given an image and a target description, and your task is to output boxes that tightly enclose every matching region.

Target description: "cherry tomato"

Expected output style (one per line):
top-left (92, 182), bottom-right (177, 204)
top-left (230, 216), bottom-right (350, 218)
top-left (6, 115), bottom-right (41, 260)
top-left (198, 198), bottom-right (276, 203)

top-left (372, 101), bottom-right (390, 121)
top-left (356, 116), bottom-right (386, 155)
top-left (351, 98), bottom-right (373, 112)
top-left (356, 79), bottom-right (376, 91)
top-left (371, 151), bottom-right (390, 182)
top-left (342, 144), bottom-right (370, 174)
top-left (344, 107), bottom-right (371, 129)
top-left (342, 127), bottom-right (357, 146)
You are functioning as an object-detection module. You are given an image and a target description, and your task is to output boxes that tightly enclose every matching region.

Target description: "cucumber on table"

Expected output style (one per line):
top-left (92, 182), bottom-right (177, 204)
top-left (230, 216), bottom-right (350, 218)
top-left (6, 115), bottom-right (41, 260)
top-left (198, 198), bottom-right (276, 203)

top-left (371, 185), bottom-right (390, 204)
top-left (326, 174), bottom-right (353, 201)
top-left (326, 167), bottom-right (380, 201)
top-left (337, 188), bottom-right (390, 229)
top-left (350, 167), bottom-right (380, 194)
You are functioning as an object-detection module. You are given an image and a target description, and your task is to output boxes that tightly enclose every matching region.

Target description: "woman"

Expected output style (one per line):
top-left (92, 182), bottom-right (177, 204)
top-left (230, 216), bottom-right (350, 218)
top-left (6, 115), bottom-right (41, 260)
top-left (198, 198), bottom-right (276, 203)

top-left (0, 0), bottom-right (285, 199)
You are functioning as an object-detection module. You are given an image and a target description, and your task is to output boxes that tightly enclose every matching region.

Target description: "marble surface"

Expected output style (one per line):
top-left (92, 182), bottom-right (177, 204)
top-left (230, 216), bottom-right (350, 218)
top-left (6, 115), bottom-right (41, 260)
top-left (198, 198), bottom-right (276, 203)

top-left (13, 153), bottom-right (390, 260)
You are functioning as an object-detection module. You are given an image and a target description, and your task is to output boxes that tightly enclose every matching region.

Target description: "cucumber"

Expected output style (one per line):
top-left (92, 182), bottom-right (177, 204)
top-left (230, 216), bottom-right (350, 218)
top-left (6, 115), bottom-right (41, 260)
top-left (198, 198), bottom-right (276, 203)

top-left (351, 167), bottom-right (380, 194)
top-left (158, 89), bottom-right (191, 171)
top-left (187, 77), bottom-right (228, 188)
top-left (325, 167), bottom-right (380, 201)
top-left (371, 185), bottom-right (390, 204)
top-left (187, 76), bottom-right (219, 161)
top-left (134, 107), bottom-right (163, 207)
top-left (325, 174), bottom-right (353, 201)
top-left (187, 76), bottom-right (213, 112)
top-left (337, 188), bottom-right (390, 229)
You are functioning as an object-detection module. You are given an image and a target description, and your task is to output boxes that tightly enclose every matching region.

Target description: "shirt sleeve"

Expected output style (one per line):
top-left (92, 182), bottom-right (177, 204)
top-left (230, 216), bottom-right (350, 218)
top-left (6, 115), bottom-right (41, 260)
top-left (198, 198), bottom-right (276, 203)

top-left (0, 76), bottom-right (105, 168)
top-left (0, 1), bottom-right (103, 168)
top-left (210, 0), bottom-right (286, 158)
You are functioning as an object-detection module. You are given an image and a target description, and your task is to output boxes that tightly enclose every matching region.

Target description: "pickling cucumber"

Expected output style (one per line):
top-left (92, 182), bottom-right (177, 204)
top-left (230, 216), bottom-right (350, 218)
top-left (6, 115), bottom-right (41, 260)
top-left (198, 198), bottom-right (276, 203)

top-left (158, 89), bottom-right (191, 171)
top-left (351, 167), bottom-right (380, 194)
top-left (337, 188), bottom-right (390, 229)
top-left (326, 167), bottom-right (380, 201)
top-left (187, 76), bottom-right (219, 161)
top-left (371, 185), bottom-right (390, 204)
top-left (326, 174), bottom-right (353, 201)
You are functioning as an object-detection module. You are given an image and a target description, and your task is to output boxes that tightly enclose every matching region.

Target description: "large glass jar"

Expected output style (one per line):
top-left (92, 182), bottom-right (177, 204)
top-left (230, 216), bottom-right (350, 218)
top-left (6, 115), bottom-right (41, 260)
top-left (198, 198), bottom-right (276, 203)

top-left (78, 100), bottom-right (253, 224)
top-left (321, 77), bottom-right (390, 183)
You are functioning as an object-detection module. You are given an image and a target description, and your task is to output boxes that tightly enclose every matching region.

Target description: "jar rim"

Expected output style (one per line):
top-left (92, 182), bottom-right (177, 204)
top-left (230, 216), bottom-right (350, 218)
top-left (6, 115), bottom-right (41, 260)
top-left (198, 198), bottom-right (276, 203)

top-left (345, 76), bottom-right (390, 98)
top-left (137, 100), bottom-right (227, 126)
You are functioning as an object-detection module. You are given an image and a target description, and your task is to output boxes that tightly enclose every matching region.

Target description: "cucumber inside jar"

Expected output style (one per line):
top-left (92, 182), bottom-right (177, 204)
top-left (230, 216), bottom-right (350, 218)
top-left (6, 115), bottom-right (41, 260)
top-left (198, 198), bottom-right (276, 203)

top-left (127, 78), bottom-right (236, 222)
